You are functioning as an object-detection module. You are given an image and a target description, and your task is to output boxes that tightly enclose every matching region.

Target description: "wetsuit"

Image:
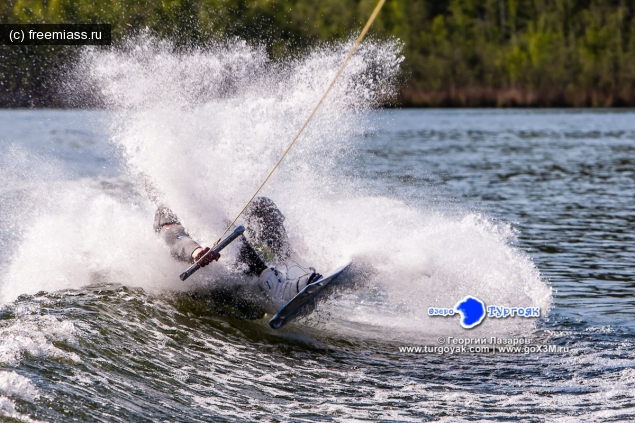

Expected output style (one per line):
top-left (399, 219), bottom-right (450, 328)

top-left (154, 197), bottom-right (314, 313)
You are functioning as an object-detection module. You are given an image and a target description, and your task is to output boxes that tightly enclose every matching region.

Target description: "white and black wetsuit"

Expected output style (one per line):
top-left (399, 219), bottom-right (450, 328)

top-left (154, 197), bottom-right (312, 313)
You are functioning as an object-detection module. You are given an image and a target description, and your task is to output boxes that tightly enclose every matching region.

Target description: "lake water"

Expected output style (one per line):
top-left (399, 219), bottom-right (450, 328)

top-left (0, 108), bottom-right (634, 422)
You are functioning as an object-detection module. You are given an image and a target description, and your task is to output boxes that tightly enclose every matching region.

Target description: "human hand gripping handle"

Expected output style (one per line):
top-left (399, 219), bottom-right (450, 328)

top-left (191, 247), bottom-right (220, 267)
top-left (179, 225), bottom-right (245, 281)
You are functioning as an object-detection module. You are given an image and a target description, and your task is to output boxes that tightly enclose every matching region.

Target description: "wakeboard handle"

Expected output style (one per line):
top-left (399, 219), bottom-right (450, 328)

top-left (179, 225), bottom-right (245, 281)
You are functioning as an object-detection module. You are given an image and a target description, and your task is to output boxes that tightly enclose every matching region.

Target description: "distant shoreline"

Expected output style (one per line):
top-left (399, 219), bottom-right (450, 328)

top-left (4, 89), bottom-right (635, 109)
top-left (399, 88), bottom-right (635, 108)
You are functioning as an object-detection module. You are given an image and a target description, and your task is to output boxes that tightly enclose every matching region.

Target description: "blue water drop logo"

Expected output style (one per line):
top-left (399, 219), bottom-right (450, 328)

top-left (454, 296), bottom-right (486, 329)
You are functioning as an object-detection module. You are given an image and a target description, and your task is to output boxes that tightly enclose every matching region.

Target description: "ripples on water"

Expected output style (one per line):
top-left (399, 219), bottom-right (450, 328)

top-left (361, 110), bottom-right (635, 331)
top-left (1, 106), bottom-right (634, 422)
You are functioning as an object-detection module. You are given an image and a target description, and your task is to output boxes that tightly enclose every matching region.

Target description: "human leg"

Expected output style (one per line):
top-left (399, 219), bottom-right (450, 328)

top-left (255, 268), bottom-right (322, 313)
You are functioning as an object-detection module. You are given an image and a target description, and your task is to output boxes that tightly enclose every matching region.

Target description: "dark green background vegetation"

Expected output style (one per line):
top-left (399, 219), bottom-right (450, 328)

top-left (2, 0), bottom-right (634, 107)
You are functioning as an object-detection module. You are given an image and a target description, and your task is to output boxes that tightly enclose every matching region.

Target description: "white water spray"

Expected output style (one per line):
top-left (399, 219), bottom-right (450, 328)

top-left (0, 36), bottom-right (550, 339)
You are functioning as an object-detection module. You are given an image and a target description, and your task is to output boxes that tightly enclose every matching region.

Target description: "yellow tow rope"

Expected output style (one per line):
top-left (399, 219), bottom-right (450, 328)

top-left (214, 0), bottom-right (387, 246)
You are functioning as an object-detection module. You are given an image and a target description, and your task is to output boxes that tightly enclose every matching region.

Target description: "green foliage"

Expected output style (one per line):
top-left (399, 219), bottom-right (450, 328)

top-left (2, 0), bottom-right (635, 106)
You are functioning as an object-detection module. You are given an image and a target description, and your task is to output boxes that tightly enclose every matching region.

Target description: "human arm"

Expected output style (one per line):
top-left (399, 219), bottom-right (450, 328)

top-left (154, 207), bottom-right (219, 265)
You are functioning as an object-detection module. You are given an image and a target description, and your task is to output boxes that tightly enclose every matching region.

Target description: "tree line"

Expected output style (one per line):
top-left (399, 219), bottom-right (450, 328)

top-left (2, 0), bottom-right (634, 107)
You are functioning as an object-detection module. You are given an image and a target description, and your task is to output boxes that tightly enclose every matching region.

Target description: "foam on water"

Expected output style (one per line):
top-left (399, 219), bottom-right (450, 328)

top-left (0, 298), bottom-right (80, 367)
top-left (0, 370), bottom-right (41, 423)
top-left (0, 35), bottom-right (551, 340)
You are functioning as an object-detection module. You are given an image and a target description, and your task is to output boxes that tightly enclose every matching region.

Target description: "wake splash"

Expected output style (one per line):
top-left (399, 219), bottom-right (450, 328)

top-left (0, 36), bottom-right (551, 340)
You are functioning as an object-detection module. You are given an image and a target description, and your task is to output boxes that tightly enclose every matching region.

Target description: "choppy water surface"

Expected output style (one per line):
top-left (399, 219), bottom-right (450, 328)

top-left (362, 110), bottom-right (635, 329)
top-left (0, 46), bottom-right (634, 421)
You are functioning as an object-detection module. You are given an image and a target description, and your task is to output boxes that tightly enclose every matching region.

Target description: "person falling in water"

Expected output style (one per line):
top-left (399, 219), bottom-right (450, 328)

top-left (152, 195), bottom-right (322, 314)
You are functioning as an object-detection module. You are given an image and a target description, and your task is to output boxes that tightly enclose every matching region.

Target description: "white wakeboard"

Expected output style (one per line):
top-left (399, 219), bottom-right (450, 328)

top-left (268, 263), bottom-right (350, 329)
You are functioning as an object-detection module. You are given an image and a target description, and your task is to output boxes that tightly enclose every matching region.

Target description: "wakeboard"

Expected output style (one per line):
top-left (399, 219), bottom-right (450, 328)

top-left (268, 263), bottom-right (351, 330)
